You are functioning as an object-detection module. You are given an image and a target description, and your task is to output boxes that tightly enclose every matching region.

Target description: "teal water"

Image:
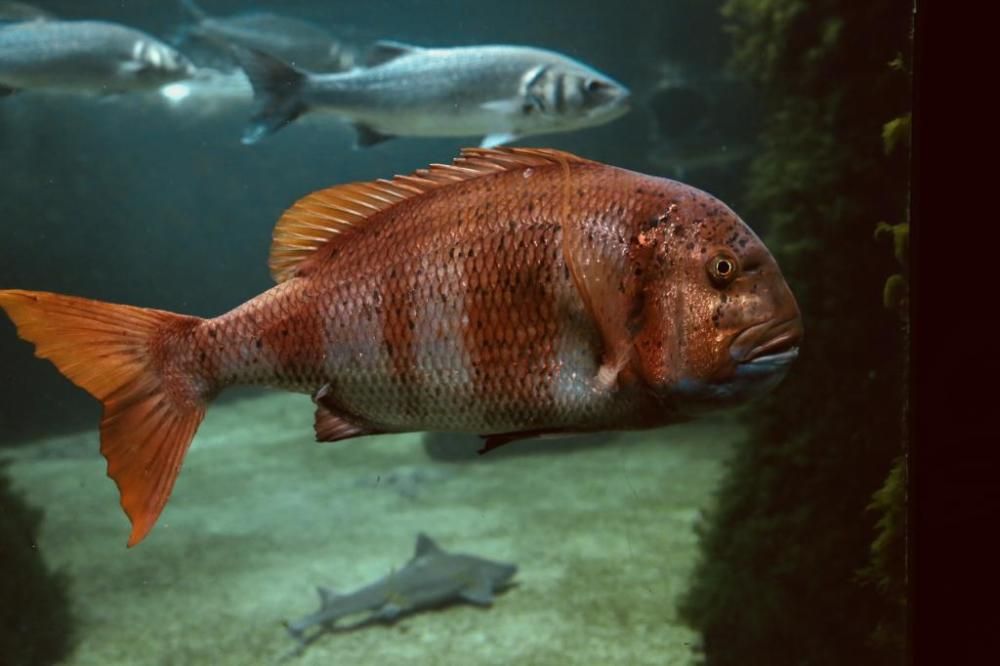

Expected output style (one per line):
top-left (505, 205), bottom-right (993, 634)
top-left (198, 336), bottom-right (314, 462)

top-left (0, 1), bottom-right (910, 665)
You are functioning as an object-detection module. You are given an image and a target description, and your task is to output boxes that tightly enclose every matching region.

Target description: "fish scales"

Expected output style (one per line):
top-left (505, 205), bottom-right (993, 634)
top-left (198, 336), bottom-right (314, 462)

top-left (0, 148), bottom-right (803, 545)
top-left (188, 160), bottom-right (649, 433)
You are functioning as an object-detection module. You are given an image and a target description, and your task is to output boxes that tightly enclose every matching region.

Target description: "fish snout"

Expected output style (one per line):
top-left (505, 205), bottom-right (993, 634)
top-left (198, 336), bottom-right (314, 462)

top-left (616, 80), bottom-right (632, 102)
top-left (595, 77), bottom-right (630, 105)
top-left (585, 78), bottom-right (631, 121)
top-left (495, 562), bottom-right (518, 586)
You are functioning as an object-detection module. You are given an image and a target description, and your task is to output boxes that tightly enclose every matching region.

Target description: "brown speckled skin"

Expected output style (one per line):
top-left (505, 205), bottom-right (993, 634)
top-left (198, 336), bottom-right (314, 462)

top-left (174, 156), bottom-right (800, 439)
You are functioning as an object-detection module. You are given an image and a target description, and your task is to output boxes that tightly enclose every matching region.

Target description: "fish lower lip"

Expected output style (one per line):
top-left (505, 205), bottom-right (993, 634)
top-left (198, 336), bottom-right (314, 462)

top-left (743, 347), bottom-right (799, 366)
top-left (732, 317), bottom-right (803, 363)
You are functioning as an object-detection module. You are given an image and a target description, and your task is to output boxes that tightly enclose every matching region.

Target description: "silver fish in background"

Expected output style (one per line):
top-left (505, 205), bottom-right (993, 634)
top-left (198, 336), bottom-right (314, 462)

top-left (154, 67), bottom-right (253, 116)
top-left (0, 1), bottom-right (54, 23)
top-left (179, 0), bottom-right (355, 73)
top-left (0, 20), bottom-right (196, 95)
top-left (236, 41), bottom-right (630, 147)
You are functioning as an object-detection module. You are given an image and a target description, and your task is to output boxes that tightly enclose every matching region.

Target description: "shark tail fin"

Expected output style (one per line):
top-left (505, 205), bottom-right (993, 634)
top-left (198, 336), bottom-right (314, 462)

top-left (233, 48), bottom-right (310, 144)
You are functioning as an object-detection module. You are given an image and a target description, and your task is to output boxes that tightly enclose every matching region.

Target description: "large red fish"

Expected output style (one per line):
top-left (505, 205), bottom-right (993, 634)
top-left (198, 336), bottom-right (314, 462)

top-left (0, 148), bottom-right (802, 546)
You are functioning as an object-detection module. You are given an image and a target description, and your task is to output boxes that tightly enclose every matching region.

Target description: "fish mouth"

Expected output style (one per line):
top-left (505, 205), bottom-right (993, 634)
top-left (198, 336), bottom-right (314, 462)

top-left (740, 347), bottom-right (799, 369)
top-left (731, 316), bottom-right (803, 366)
top-left (586, 95), bottom-right (630, 123)
top-left (609, 88), bottom-right (632, 112)
top-left (585, 82), bottom-right (632, 119)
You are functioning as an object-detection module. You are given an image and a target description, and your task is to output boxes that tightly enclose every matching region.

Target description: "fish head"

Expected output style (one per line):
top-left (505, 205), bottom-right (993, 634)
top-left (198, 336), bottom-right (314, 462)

top-left (127, 39), bottom-right (197, 85)
top-left (482, 559), bottom-right (519, 589)
top-left (521, 59), bottom-right (630, 130)
top-left (631, 182), bottom-right (803, 410)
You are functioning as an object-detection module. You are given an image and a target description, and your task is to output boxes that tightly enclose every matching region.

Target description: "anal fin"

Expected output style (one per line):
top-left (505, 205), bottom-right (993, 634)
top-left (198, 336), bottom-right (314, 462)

top-left (478, 428), bottom-right (569, 454)
top-left (314, 405), bottom-right (369, 442)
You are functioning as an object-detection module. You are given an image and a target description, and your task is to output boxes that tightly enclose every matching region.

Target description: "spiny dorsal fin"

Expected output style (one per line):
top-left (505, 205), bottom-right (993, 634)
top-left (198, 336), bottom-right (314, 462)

top-left (268, 147), bottom-right (594, 283)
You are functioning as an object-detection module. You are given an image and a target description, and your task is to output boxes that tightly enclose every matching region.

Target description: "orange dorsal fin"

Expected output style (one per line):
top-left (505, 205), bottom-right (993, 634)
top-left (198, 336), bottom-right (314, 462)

top-left (268, 147), bottom-right (594, 282)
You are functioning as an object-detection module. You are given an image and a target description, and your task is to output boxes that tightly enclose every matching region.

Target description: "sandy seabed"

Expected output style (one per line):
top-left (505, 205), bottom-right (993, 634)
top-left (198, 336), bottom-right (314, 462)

top-left (5, 392), bottom-right (740, 666)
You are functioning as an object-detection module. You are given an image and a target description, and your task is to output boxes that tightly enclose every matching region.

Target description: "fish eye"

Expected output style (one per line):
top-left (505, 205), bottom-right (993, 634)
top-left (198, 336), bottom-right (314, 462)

top-left (585, 79), bottom-right (605, 93)
top-left (707, 252), bottom-right (739, 286)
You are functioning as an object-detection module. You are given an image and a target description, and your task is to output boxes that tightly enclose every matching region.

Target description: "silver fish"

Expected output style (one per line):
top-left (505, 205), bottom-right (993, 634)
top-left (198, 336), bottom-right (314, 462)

top-left (179, 0), bottom-right (354, 73)
top-left (236, 40), bottom-right (630, 147)
top-left (0, 20), bottom-right (196, 95)
top-left (0, 1), bottom-right (54, 23)
top-left (153, 67), bottom-right (252, 116)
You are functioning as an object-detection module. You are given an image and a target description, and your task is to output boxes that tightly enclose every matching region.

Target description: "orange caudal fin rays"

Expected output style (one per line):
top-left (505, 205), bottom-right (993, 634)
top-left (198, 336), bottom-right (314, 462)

top-left (0, 290), bottom-right (209, 547)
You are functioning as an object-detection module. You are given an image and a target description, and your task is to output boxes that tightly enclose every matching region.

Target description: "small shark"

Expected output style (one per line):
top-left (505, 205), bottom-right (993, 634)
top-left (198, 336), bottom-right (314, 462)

top-left (284, 533), bottom-right (517, 650)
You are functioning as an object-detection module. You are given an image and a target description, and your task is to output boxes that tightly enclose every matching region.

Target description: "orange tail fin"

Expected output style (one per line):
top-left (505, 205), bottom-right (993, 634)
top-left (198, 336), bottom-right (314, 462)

top-left (0, 289), bottom-right (209, 547)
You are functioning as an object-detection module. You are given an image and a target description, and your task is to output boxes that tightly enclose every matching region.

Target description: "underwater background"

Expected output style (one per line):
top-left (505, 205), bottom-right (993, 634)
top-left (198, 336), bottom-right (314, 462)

top-left (0, 1), bottom-right (910, 664)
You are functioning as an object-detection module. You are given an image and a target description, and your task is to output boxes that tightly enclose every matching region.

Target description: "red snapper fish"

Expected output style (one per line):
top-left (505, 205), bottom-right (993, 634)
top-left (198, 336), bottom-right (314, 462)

top-left (0, 148), bottom-right (802, 546)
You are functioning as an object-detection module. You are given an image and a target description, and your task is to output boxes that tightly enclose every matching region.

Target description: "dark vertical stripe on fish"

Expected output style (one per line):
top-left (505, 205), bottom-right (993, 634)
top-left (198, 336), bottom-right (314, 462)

top-left (554, 72), bottom-right (566, 113)
top-left (461, 219), bottom-right (561, 432)
top-left (380, 261), bottom-right (421, 420)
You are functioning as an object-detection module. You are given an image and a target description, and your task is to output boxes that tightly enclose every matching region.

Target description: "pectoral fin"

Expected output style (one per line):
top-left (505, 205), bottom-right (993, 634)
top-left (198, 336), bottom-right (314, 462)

top-left (117, 60), bottom-right (146, 75)
top-left (375, 601), bottom-right (404, 622)
top-left (480, 132), bottom-right (519, 148)
top-left (460, 577), bottom-right (495, 606)
top-left (558, 171), bottom-right (643, 392)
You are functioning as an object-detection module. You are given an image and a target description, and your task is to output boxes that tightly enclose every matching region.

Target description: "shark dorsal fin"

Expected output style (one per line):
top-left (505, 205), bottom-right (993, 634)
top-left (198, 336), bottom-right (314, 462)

top-left (414, 533), bottom-right (442, 557)
top-left (365, 40), bottom-right (423, 67)
top-left (267, 147), bottom-right (594, 283)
